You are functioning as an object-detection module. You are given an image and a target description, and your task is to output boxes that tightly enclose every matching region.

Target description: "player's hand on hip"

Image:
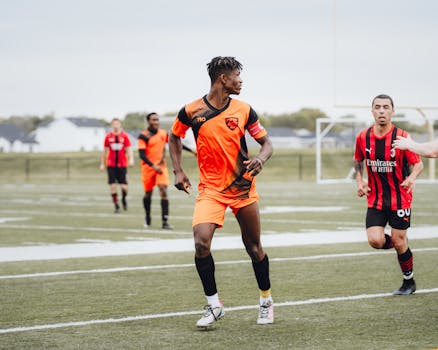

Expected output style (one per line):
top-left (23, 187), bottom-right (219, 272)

top-left (401, 177), bottom-right (415, 193)
top-left (244, 157), bottom-right (263, 176)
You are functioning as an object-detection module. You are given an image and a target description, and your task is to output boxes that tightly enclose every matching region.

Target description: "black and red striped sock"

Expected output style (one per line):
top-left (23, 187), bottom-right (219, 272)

top-left (111, 193), bottom-right (119, 208)
top-left (398, 248), bottom-right (414, 279)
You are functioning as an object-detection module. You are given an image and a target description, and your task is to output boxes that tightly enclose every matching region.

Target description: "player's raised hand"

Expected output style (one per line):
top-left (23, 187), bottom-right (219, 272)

top-left (174, 170), bottom-right (192, 195)
top-left (244, 157), bottom-right (264, 176)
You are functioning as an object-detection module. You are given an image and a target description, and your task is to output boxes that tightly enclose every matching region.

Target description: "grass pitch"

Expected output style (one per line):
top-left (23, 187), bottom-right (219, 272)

top-left (0, 161), bottom-right (437, 349)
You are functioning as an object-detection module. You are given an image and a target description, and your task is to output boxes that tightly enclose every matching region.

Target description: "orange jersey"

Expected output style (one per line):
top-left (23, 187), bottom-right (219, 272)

top-left (172, 96), bottom-right (267, 198)
top-left (137, 128), bottom-right (168, 167)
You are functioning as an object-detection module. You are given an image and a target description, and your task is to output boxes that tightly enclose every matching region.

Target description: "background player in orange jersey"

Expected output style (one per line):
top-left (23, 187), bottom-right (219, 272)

top-left (100, 118), bottom-right (134, 213)
top-left (169, 56), bottom-right (274, 328)
top-left (138, 112), bottom-right (196, 229)
top-left (354, 94), bottom-right (423, 295)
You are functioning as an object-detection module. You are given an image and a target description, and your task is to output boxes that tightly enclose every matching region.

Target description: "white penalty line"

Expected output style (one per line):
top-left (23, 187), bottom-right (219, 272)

top-left (1, 247), bottom-right (437, 280)
top-left (1, 288), bottom-right (438, 334)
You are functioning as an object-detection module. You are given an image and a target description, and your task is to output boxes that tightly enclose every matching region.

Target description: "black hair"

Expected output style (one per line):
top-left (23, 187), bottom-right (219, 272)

top-left (372, 94), bottom-right (394, 108)
top-left (206, 56), bottom-right (243, 83)
top-left (146, 112), bottom-right (158, 121)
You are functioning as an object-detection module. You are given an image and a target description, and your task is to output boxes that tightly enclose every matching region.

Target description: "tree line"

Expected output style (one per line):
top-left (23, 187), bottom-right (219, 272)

top-left (0, 109), bottom-right (435, 134)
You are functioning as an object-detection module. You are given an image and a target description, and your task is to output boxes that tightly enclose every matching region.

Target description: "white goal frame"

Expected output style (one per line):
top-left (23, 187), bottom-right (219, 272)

top-left (316, 110), bottom-right (438, 184)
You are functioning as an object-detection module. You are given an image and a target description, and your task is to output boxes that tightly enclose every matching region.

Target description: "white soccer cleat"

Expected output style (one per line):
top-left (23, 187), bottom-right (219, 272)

top-left (196, 304), bottom-right (225, 328)
top-left (257, 300), bottom-right (274, 325)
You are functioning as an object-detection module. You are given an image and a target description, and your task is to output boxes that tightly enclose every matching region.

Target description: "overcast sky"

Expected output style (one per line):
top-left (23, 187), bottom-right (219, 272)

top-left (1, 0), bottom-right (437, 121)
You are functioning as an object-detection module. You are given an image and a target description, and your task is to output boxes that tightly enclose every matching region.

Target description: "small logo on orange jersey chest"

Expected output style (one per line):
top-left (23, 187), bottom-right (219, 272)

top-left (225, 117), bottom-right (239, 130)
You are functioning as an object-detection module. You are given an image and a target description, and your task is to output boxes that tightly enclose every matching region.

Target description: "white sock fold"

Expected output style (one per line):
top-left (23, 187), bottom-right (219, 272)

top-left (206, 293), bottom-right (221, 307)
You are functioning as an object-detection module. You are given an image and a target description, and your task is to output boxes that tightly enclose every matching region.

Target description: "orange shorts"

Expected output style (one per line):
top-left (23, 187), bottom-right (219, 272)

top-left (141, 165), bottom-right (169, 192)
top-left (192, 187), bottom-right (259, 228)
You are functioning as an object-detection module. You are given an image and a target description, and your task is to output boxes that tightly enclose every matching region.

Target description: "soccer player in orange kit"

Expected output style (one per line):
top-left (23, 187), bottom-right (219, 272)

top-left (169, 57), bottom-right (274, 327)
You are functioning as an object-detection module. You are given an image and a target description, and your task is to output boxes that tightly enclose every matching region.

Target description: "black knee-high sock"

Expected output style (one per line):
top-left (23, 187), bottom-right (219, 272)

top-left (398, 248), bottom-right (414, 279)
top-left (195, 254), bottom-right (217, 296)
top-left (143, 196), bottom-right (151, 223)
top-left (121, 189), bottom-right (127, 206)
top-left (382, 234), bottom-right (394, 249)
top-left (161, 199), bottom-right (169, 223)
top-left (252, 254), bottom-right (271, 291)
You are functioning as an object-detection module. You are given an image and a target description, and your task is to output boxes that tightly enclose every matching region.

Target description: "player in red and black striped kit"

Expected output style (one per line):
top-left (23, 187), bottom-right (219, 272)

top-left (354, 95), bottom-right (423, 295)
top-left (100, 118), bottom-right (134, 213)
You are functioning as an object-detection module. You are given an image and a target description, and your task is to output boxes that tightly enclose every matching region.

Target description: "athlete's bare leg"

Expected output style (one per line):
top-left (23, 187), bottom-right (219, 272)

top-left (193, 223), bottom-right (216, 258)
top-left (390, 228), bottom-right (408, 254)
top-left (366, 226), bottom-right (386, 249)
top-left (236, 202), bottom-right (265, 261)
top-left (366, 226), bottom-right (408, 253)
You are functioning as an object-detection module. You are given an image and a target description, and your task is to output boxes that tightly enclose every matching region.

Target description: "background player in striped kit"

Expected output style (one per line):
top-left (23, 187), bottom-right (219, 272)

top-left (100, 118), bottom-right (134, 213)
top-left (353, 94), bottom-right (423, 295)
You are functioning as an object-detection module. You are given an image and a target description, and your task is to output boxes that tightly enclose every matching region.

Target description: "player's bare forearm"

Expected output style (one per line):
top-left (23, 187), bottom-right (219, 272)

top-left (169, 133), bottom-right (192, 194)
top-left (393, 136), bottom-right (438, 158)
top-left (169, 133), bottom-right (183, 173)
top-left (353, 159), bottom-right (363, 181)
top-left (100, 148), bottom-right (108, 171)
top-left (244, 135), bottom-right (273, 176)
top-left (407, 161), bottom-right (424, 183)
top-left (255, 135), bottom-right (273, 163)
top-left (353, 159), bottom-right (369, 197)
top-left (127, 147), bottom-right (134, 166)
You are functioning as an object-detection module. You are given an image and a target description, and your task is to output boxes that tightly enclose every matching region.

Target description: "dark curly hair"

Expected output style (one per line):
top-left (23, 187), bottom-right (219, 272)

top-left (206, 56), bottom-right (243, 84)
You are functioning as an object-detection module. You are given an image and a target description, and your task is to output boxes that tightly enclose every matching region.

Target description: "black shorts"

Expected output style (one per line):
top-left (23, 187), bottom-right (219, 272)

top-left (107, 167), bottom-right (128, 185)
top-left (366, 207), bottom-right (411, 230)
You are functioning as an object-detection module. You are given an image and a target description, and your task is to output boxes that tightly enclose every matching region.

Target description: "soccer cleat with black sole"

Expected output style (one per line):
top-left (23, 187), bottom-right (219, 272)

top-left (393, 278), bottom-right (416, 295)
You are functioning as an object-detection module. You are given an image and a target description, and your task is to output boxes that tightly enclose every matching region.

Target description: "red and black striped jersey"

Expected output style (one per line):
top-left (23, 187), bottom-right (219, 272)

top-left (354, 124), bottom-right (421, 210)
top-left (103, 131), bottom-right (132, 168)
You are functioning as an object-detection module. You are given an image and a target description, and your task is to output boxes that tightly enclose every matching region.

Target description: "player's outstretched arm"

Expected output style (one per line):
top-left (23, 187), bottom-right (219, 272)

top-left (169, 133), bottom-right (192, 194)
top-left (393, 136), bottom-right (438, 158)
top-left (243, 135), bottom-right (273, 176)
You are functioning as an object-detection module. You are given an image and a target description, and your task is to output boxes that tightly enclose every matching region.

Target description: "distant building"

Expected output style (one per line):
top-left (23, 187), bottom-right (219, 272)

top-left (246, 127), bottom-right (316, 149)
top-left (31, 117), bottom-right (107, 152)
top-left (0, 123), bottom-right (36, 153)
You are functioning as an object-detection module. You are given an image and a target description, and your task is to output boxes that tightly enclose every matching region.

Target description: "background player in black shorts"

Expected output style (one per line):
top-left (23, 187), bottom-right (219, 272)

top-left (100, 118), bottom-right (134, 213)
top-left (353, 95), bottom-right (423, 295)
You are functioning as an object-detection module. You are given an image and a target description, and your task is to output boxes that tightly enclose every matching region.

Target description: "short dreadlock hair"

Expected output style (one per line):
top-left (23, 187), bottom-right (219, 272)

top-left (206, 56), bottom-right (243, 84)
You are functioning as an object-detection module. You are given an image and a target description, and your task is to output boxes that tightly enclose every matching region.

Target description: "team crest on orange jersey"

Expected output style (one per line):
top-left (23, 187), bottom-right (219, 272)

top-left (225, 117), bottom-right (238, 130)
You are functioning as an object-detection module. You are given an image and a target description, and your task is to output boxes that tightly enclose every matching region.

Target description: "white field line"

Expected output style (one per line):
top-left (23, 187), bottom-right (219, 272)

top-left (1, 247), bottom-right (437, 280)
top-left (0, 224), bottom-right (193, 236)
top-left (1, 226), bottom-right (438, 262)
top-left (1, 288), bottom-right (437, 334)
